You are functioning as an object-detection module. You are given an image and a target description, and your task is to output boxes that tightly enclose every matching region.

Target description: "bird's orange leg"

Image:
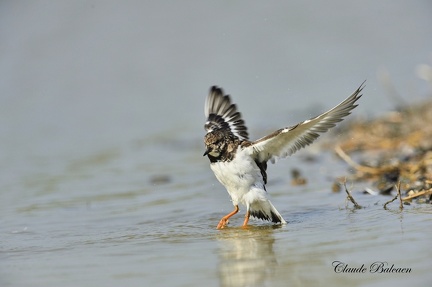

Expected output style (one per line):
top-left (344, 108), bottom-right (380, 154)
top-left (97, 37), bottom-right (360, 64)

top-left (217, 205), bottom-right (239, 229)
top-left (242, 210), bottom-right (250, 228)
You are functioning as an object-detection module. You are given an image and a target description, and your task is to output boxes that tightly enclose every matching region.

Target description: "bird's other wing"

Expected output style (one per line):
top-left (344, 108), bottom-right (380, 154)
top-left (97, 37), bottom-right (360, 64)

top-left (249, 82), bottom-right (364, 163)
top-left (204, 86), bottom-right (249, 140)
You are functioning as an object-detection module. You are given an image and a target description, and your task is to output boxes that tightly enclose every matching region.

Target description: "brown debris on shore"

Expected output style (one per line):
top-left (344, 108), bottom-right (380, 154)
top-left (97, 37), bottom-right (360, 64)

top-left (326, 99), bottom-right (432, 204)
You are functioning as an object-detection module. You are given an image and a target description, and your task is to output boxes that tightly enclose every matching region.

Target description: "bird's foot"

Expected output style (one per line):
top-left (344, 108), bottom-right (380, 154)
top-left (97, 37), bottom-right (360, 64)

top-left (216, 218), bottom-right (229, 229)
top-left (216, 205), bottom-right (239, 229)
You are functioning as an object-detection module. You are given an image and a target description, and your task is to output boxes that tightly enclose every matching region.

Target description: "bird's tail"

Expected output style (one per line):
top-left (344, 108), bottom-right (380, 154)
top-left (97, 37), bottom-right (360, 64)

top-left (250, 200), bottom-right (286, 224)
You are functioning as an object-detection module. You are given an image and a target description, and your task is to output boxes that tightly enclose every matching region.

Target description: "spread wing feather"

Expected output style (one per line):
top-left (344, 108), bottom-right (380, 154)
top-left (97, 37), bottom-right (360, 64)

top-left (249, 82), bottom-right (364, 163)
top-left (204, 86), bottom-right (249, 141)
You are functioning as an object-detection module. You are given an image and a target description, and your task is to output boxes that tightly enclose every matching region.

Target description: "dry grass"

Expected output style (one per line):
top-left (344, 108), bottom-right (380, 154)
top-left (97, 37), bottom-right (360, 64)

top-left (326, 99), bottom-right (432, 204)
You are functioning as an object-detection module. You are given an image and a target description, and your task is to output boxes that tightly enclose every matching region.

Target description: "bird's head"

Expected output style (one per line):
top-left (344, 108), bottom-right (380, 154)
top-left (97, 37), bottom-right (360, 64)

top-left (203, 130), bottom-right (226, 158)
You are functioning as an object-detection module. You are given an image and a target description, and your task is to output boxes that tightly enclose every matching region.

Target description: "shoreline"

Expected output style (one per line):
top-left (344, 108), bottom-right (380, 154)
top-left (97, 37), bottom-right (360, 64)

top-left (325, 98), bottom-right (432, 204)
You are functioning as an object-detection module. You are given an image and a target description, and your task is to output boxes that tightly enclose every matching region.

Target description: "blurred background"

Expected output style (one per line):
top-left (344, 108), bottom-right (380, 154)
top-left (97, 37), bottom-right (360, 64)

top-left (1, 1), bottom-right (431, 160)
top-left (1, 1), bottom-right (431, 287)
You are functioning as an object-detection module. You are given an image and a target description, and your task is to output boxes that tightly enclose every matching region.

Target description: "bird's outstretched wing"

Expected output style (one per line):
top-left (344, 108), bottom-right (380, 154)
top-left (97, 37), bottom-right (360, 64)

top-left (249, 82), bottom-right (365, 163)
top-left (204, 86), bottom-right (249, 141)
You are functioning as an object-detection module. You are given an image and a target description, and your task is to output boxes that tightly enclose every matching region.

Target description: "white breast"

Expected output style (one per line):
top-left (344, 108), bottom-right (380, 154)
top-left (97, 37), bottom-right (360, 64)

top-left (210, 147), bottom-right (264, 206)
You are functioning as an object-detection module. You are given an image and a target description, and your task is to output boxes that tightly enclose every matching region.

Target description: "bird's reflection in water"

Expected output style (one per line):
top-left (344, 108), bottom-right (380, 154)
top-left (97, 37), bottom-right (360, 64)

top-left (216, 225), bottom-right (280, 287)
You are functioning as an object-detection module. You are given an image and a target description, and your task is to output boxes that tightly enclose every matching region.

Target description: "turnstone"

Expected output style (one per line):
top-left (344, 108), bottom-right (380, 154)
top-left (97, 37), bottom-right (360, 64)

top-left (204, 83), bottom-right (364, 229)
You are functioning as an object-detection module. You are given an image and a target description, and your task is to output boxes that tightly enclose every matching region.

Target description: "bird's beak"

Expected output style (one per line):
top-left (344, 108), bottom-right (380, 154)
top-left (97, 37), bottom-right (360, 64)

top-left (203, 148), bottom-right (210, 156)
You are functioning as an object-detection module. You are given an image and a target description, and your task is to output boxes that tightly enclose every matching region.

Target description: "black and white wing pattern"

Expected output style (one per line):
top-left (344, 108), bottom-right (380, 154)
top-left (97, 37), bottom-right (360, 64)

top-left (249, 82), bottom-right (365, 163)
top-left (204, 86), bottom-right (249, 141)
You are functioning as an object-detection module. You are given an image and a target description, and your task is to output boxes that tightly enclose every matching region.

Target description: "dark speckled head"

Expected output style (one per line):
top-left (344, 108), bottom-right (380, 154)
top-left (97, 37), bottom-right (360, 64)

top-left (203, 130), bottom-right (227, 157)
top-left (203, 129), bottom-right (240, 162)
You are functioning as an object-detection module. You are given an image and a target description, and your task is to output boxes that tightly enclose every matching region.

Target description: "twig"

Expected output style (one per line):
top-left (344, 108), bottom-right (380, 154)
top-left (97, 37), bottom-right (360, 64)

top-left (401, 189), bottom-right (432, 201)
top-left (383, 193), bottom-right (398, 210)
top-left (343, 180), bottom-right (362, 209)
top-left (396, 181), bottom-right (403, 210)
top-left (383, 181), bottom-right (404, 210)
top-left (334, 146), bottom-right (386, 174)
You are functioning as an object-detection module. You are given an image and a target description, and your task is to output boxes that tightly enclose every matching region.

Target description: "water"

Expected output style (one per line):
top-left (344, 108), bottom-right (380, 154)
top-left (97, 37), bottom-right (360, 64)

top-left (1, 1), bottom-right (432, 286)
top-left (2, 134), bottom-right (431, 286)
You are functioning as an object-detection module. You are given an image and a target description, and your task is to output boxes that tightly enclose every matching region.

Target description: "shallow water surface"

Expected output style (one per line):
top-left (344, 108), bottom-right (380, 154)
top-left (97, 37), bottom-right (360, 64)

top-left (1, 137), bottom-right (431, 286)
